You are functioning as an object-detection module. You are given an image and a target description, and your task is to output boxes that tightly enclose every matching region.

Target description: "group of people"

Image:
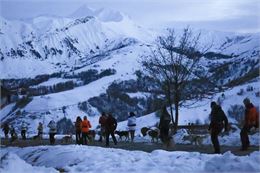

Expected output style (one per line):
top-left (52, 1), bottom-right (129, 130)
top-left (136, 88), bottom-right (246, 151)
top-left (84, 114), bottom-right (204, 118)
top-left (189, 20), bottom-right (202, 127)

top-left (2, 121), bottom-right (44, 141)
top-left (1, 111), bottom-right (136, 147)
top-left (44, 111), bottom-right (136, 147)
top-left (76, 112), bottom-right (136, 147)
top-left (3, 121), bottom-right (48, 141)
top-left (156, 97), bottom-right (259, 153)
top-left (75, 115), bottom-right (92, 145)
top-left (2, 121), bottom-right (27, 140)
top-left (2, 123), bottom-right (17, 141)
top-left (208, 97), bottom-right (258, 153)
top-left (75, 113), bottom-right (117, 146)
top-left (1, 97), bottom-right (258, 153)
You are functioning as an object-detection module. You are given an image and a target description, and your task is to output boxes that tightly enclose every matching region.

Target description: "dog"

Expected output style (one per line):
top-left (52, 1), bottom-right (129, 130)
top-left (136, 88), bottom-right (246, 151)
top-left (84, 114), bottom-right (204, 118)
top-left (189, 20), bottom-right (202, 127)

top-left (88, 130), bottom-right (96, 142)
top-left (32, 135), bottom-right (41, 140)
top-left (10, 132), bottom-right (18, 142)
top-left (115, 130), bottom-right (129, 141)
top-left (148, 129), bottom-right (160, 143)
top-left (61, 134), bottom-right (73, 144)
top-left (97, 129), bottom-right (106, 142)
top-left (182, 134), bottom-right (206, 146)
top-left (141, 127), bottom-right (150, 137)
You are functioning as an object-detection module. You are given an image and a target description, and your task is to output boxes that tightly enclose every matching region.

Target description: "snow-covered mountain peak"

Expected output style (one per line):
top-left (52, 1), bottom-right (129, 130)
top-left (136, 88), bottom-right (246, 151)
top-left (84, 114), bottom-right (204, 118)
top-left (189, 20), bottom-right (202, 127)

top-left (68, 4), bottom-right (96, 19)
top-left (69, 5), bottom-right (125, 23)
top-left (94, 7), bottom-right (124, 22)
top-left (30, 16), bottom-right (71, 35)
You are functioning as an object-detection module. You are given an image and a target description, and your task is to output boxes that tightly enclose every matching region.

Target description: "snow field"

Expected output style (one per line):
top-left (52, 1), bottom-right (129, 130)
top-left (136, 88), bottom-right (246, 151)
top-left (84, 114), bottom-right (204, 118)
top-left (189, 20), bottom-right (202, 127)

top-left (1, 145), bottom-right (260, 173)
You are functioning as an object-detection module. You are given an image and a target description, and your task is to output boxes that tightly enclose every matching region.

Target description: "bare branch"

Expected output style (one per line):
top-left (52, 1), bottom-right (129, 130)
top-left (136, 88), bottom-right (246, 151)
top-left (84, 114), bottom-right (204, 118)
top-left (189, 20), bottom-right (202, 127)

top-left (141, 26), bottom-right (215, 130)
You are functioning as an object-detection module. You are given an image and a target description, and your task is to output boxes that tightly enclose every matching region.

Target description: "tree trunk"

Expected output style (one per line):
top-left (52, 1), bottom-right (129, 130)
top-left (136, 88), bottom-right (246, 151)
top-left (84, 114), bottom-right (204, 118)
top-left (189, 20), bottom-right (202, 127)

top-left (174, 90), bottom-right (179, 133)
top-left (165, 84), bottom-right (175, 124)
top-left (174, 102), bottom-right (179, 133)
top-left (169, 99), bottom-right (175, 124)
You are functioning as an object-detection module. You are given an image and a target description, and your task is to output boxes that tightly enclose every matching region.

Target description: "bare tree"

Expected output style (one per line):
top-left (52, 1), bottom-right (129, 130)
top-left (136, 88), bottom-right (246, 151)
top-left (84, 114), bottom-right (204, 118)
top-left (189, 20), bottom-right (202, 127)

top-left (142, 27), bottom-right (213, 132)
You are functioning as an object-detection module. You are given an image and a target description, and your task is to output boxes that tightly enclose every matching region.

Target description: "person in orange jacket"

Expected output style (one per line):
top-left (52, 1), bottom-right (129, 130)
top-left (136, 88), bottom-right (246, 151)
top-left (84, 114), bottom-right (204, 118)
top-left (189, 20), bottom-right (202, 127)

top-left (240, 98), bottom-right (259, 150)
top-left (81, 116), bottom-right (92, 145)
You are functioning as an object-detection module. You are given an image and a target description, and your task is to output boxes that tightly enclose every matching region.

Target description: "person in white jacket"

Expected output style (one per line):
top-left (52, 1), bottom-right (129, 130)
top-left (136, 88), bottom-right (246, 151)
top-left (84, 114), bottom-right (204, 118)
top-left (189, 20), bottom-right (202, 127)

top-left (47, 120), bottom-right (57, 145)
top-left (21, 121), bottom-right (28, 140)
top-left (127, 112), bottom-right (136, 142)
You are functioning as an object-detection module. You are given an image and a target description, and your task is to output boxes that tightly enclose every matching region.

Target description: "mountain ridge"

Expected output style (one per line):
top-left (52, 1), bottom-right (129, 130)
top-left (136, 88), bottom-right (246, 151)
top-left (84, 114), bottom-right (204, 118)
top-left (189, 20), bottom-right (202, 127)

top-left (0, 7), bottom-right (259, 133)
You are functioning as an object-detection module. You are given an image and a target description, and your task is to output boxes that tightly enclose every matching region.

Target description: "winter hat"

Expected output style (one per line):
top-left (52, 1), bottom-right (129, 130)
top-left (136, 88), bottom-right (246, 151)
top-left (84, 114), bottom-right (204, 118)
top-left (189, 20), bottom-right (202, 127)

top-left (243, 98), bottom-right (250, 105)
top-left (129, 112), bottom-right (135, 117)
top-left (210, 101), bottom-right (217, 108)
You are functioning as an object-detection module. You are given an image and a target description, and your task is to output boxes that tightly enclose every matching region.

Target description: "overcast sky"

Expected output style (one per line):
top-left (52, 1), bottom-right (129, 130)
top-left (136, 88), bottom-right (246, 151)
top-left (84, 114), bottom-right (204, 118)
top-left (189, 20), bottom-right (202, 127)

top-left (0, 0), bottom-right (259, 33)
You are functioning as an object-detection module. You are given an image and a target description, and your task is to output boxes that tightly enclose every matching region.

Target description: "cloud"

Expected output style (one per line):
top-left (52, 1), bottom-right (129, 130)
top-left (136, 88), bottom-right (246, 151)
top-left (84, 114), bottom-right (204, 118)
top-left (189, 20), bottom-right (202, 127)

top-left (162, 15), bottom-right (260, 33)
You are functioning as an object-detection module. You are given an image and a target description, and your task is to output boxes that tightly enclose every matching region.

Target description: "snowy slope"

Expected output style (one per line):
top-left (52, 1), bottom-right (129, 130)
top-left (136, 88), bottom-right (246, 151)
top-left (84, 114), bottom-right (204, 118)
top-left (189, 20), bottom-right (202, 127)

top-left (0, 43), bottom-right (149, 133)
top-left (115, 79), bottom-right (260, 146)
top-left (1, 9), bottom-right (259, 79)
top-left (0, 8), bottom-right (153, 79)
top-left (0, 6), bottom-right (259, 138)
top-left (69, 5), bottom-right (124, 22)
top-left (3, 76), bottom-right (258, 137)
top-left (33, 78), bottom-right (76, 87)
top-left (117, 79), bottom-right (260, 129)
top-left (1, 5), bottom-right (259, 173)
top-left (1, 146), bottom-right (260, 173)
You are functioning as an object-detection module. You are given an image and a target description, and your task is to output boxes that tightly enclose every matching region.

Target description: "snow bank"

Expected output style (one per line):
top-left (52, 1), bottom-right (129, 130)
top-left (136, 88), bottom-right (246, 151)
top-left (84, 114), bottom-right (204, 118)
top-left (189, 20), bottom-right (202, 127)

top-left (0, 152), bottom-right (58, 173)
top-left (2, 145), bottom-right (260, 173)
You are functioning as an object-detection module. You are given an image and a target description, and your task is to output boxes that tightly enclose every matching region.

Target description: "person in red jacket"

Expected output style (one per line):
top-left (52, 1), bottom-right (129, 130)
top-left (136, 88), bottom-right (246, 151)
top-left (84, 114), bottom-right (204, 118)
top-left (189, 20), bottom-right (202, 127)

top-left (98, 112), bottom-right (107, 142)
top-left (81, 116), bottom-right (92, 145)
top-left (240, 98), bottom-right (259, 150)
top-left (75, 116), bottom-right (82, 144)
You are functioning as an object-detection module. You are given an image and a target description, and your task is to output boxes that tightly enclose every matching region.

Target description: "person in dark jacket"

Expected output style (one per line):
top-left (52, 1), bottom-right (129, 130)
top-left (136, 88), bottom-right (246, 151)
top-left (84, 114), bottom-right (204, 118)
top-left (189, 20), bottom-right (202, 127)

top-left (37, 122), bottom-right (43, 139)
top-left (98, 112), bottom-right (107, 142)
top-left (75, 116), bottom-right (82, 144)
top-left (10, 125), bottom-right (17, 142)
top-left (105, 113), bottom-right (117, 147)
top-left (2, 123), bottom-right (9, 139)
top-left (240, 98), bottom-right (259, 151)
top-left (209, 101), bottom-right (229, 153)
top-left (159, 106), bottom-right (171, 144)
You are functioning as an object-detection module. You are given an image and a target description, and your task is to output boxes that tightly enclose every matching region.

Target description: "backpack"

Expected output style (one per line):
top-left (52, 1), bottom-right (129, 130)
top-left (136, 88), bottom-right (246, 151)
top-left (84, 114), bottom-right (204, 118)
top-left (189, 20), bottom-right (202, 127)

top-left (248, 107), bottom-right (259, 128)
top-left (108, 116), bottom-right (117, 130)
top-left (99, 116), bottom-right (107, 126)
